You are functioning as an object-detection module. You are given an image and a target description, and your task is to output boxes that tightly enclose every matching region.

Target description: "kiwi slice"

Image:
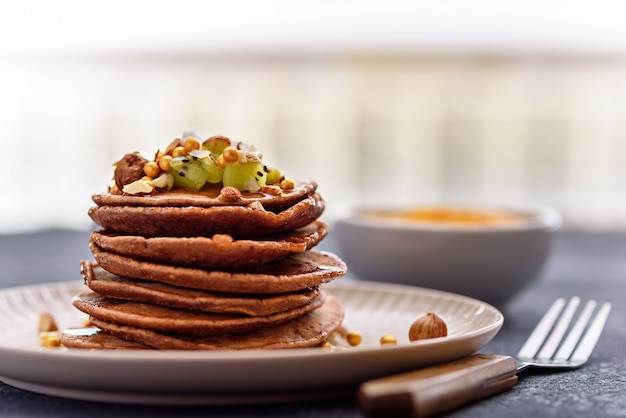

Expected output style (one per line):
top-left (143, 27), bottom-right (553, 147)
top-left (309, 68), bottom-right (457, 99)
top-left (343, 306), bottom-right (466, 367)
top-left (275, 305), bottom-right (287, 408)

top-left (266, 167), bottom-right (282, 185)
top-left (199, 157), bottom-right (224, 184)
top-left (222, 161), bottom-right (267, 192)
top-left (169, 156), bottom-right (209, 190)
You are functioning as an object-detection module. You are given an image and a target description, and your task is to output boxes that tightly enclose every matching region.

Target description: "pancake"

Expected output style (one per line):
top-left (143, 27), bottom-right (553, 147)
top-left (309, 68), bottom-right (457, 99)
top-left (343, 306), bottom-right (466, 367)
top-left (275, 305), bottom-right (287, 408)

top-left (93, 178), bottom-right (318, 212)
top-left (72, 290), bottom-right (326, 336)
top-left (89, 221), bottom-right (328, 269)
top-left (71, 294), bottom-right (344, 350)
top-left (60, 327), bottom-right (150, 350)
top-left (88, 193), bottom-right (325, 237)
top-left (90, 247), bottom-right (347, 294)
top-left (82, 262), bottom-right (321, 316)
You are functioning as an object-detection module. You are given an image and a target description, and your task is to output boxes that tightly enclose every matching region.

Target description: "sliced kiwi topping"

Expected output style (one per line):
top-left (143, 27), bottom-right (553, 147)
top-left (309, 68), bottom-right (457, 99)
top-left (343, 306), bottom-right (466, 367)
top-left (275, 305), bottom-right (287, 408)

top-left (223, 161), bottom-right (267, 192)
top-left (119, 135), bottom-right (290, 195)
top-left (199, 157), bottom-right (224, 184)
top-left (169, 156), bottom-right (209, 191)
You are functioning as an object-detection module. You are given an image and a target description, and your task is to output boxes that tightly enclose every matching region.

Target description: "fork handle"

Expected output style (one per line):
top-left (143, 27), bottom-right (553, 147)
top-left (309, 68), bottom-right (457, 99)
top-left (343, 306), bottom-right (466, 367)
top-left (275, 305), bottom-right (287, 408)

top-left (358, 353), bottom-right (518, 418)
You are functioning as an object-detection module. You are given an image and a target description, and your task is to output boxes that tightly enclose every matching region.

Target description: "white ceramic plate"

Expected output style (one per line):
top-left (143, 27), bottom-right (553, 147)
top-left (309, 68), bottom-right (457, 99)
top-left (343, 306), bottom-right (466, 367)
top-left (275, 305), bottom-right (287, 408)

top-left (0, 280), bottom-right (503, 404)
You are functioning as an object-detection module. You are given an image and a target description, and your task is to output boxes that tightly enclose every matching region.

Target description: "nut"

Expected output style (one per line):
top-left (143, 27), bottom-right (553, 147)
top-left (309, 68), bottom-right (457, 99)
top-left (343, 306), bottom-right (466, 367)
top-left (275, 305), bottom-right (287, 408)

top-left (38, 312), bottom-right (58, 333)
top-left (202, 135), bottom-right (231, 152)
top-left (218, 186), bottom-right (242, 203)
top-left (165, 138), bottom-right (184, 154)
top-left (246, 200), bottom-right (265, 210)
top-left (408, 311), bottom-right (448, 341)
top-left (39, 331), bottom-right (62, 348)
top-left (152, 172), bottom-right (174, 190)
top-left (122, 178), bottom-right (154, 195)
top-left (259, 185), bottom-right (281, 196)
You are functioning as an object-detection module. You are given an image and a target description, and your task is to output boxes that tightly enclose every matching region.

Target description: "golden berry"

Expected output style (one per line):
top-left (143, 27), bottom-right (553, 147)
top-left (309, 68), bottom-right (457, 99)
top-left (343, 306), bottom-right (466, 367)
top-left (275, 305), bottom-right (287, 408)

top-left (380, 334), bottom-right (398, 346)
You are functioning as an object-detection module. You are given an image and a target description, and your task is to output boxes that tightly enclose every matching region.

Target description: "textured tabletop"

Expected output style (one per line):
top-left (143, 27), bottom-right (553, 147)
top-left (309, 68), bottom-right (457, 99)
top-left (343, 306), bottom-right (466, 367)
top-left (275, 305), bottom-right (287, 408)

top-left (0, 229), bottom-right (624, 418)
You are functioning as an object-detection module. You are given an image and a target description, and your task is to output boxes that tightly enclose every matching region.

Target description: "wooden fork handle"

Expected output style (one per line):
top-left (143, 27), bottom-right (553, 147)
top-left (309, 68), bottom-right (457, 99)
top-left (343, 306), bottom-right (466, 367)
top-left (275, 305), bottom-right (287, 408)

top-left (358, 353), bottom-right (518, 418)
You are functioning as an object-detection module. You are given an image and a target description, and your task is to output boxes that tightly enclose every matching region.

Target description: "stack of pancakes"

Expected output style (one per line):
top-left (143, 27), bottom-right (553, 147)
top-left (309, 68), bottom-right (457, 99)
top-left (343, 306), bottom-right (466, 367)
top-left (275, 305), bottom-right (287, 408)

top-left (61, 179), bottom-right (347, 350)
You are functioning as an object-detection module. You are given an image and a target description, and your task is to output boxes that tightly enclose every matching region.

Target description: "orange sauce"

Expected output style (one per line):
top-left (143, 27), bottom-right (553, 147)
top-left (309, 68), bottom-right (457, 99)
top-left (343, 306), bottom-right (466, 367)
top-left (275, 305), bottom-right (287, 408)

top-left (365, 206), bottom-right (527, 227)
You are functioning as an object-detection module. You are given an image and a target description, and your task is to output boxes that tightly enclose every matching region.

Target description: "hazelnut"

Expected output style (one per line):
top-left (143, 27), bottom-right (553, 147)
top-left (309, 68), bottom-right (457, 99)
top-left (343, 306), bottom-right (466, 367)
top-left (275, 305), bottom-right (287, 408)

top-left (409, 311), bottom-right (448, 341)
top-left (219, 186), bottom-right (242, 203)
top-left (113, 152), bottom-right (149, 191)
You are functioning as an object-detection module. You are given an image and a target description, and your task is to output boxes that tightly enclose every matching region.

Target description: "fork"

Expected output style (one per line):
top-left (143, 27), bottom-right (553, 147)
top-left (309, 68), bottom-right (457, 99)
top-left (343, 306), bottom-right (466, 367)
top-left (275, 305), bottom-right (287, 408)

top-left (358, 297), bottom-right (612, 418)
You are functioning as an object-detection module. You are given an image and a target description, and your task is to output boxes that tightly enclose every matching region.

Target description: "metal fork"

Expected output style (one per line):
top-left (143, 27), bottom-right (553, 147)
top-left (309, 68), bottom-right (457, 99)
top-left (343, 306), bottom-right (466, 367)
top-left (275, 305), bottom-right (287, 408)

top-left (516, 297), bottom-right (612, 372)
top-left (359, 297), bottom-right (612, 418)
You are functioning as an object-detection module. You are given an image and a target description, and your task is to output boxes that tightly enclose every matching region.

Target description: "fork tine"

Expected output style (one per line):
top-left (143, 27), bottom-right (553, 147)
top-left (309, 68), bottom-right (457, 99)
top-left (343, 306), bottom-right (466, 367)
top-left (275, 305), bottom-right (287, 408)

top-left (517, 298), bottom-right (566, 359)
top-left (537, 297), bottom-right (580, 359)
top-left (569, 302), bottom-right (612, 364)
top-left (553, 300), bottom-right (596, 361)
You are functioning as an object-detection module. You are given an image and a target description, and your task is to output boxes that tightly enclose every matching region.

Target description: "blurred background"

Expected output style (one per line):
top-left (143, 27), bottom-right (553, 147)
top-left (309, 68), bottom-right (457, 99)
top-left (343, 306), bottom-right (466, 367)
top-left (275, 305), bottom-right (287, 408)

top-left (2, 0), bottom-right (626, 233)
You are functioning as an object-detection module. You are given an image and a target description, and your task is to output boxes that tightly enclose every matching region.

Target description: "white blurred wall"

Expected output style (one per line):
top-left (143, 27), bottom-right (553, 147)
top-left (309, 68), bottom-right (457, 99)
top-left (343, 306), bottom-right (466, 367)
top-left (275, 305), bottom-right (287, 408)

top-left (1, 1), bottom-right (626, 232)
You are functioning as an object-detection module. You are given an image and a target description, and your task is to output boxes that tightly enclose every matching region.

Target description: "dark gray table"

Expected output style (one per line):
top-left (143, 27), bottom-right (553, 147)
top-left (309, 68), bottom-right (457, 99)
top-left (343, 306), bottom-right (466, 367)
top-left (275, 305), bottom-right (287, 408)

top-left (1, 229), bottom-right (624, 417)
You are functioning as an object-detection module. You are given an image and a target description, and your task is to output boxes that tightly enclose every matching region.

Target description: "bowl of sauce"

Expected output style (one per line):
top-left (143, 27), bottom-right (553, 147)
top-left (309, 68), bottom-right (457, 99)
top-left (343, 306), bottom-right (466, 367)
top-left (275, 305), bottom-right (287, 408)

top-left (333, 204), bottom-right (561, 306)
top-left (363, 206), bottom-right (530, 228)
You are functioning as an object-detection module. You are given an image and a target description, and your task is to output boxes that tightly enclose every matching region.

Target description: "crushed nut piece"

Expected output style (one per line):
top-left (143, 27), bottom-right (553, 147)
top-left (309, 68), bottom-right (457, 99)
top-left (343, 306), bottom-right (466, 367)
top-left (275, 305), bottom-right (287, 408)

top-left (259, 185), bottom-right (281, 196)
top-left (122, 179), bottom-right (154, 195)
top-left (189, 148), bottom-right (210, 159)
top-left (218, 186), bottom-right (242, 202)
top-left (247, 201), bottom-right (265, 211)
top-left (152, 172), bottom-right (174, 190)
top-left (40, 331), bottom-right (62, 348)
top-left (38, 312), bottom-right (58, 333)
top-left (165, 138), bottom-right (184, 154)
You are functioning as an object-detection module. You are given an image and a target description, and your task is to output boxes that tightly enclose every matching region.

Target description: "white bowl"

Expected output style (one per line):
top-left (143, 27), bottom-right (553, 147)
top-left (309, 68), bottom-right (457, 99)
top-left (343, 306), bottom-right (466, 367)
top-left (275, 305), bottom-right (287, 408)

top-left (333, 204), bottom-right (561, 306)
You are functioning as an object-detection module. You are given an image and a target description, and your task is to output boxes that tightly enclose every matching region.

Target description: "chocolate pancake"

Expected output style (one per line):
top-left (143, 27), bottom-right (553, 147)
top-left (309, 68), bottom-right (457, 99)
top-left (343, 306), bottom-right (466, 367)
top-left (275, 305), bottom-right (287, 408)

top-left (91, 247), bottom-right (347, 294)
top-left (72, 291), bottom-right (326, 336)
top-left (89, 221), bottom-right (328, 269)
top-left (82, 262), bottom-right (321, 316)
top-left (88, 193), bottom-right (325, 237)
top-left (70, 294), bottom-right (344, 350)
top-left (93, 179), bottom-right (318, 212)
top-left (61, 327), bottom-right (149, 350)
